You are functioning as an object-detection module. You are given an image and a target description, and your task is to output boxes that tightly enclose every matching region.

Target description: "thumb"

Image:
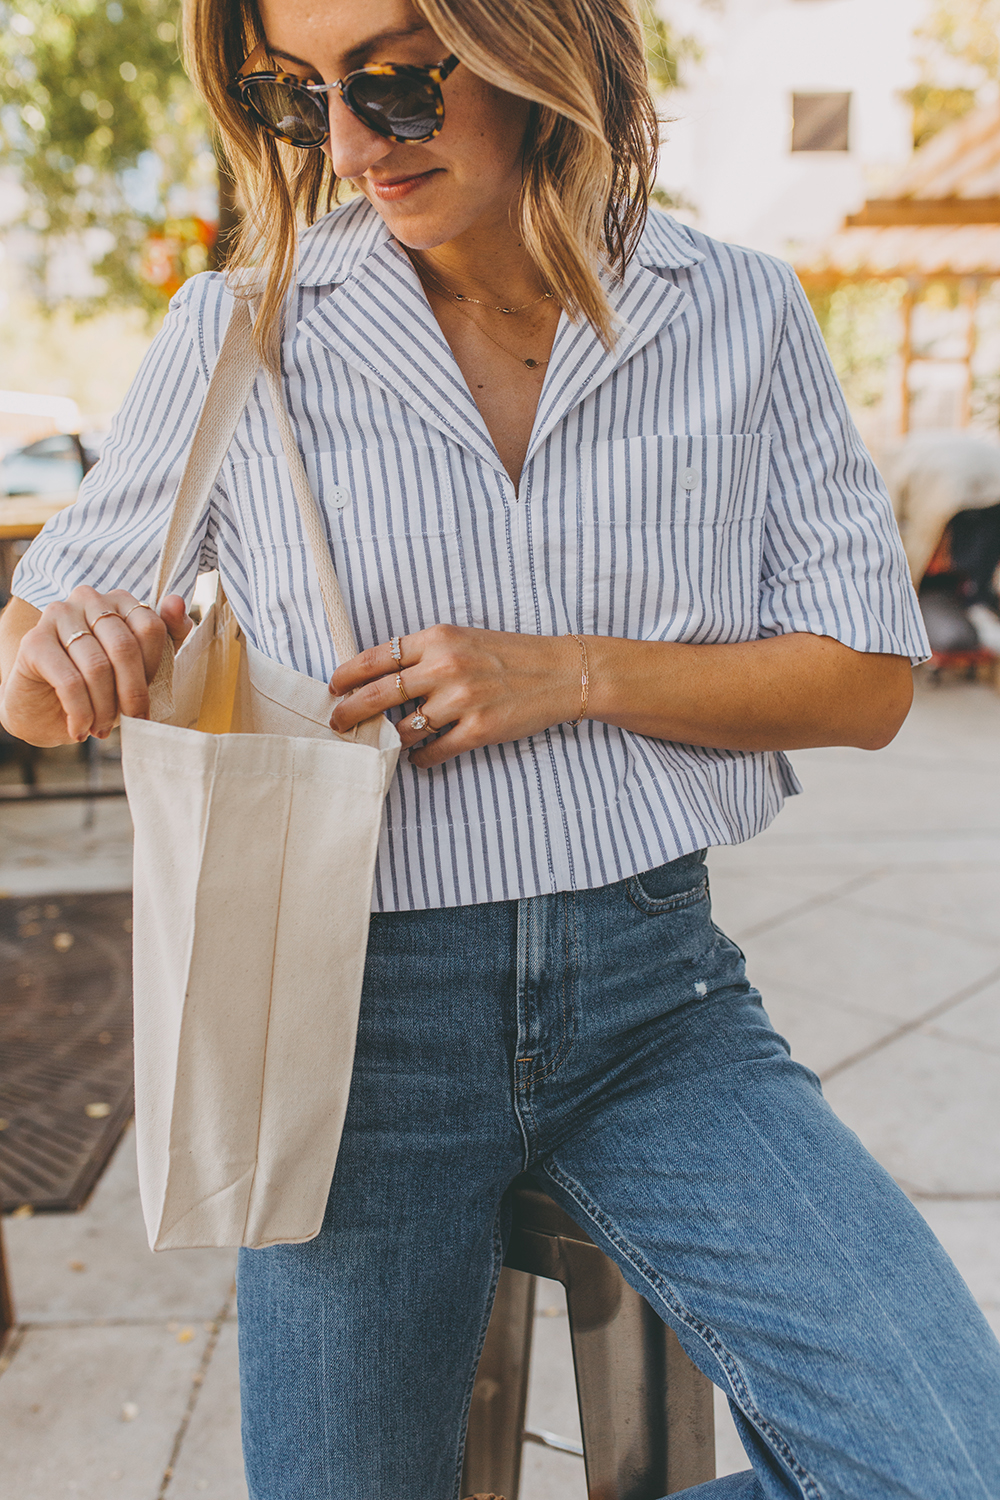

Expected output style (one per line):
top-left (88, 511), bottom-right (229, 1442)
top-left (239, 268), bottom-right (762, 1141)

top-left (159, 594), bottom-right (194, 647)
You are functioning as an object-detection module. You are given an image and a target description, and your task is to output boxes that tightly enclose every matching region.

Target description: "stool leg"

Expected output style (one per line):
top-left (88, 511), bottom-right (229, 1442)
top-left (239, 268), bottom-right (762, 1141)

top-left (663, 1318), bottom-right (716, 1494)
top-left (0, 1220), bottom-right (14, 1346)
top-left (461, 1266), bottom-right (536, 1500)
top-left (561, 1239), bottom-right (715, 1499)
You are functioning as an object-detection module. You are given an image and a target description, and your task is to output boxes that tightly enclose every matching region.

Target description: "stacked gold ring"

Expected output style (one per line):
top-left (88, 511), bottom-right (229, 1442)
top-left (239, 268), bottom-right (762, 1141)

top-left (395, 672), bottom-right (408, 703)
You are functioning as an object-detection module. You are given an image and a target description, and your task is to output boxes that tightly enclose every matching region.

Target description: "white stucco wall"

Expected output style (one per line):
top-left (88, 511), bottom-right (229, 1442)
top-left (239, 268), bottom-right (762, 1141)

top-left (660, 0), bottom-right (929, 255)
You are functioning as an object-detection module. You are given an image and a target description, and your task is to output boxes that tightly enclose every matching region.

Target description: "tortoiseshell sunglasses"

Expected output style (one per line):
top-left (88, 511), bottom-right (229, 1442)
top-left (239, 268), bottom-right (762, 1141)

top-left (228, 43), bottom-right (460, 148)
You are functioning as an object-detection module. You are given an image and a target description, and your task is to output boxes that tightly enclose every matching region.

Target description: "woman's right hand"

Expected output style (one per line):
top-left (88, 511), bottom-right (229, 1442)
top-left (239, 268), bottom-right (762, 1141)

top-left (0, 586), bottom-right (193, 747)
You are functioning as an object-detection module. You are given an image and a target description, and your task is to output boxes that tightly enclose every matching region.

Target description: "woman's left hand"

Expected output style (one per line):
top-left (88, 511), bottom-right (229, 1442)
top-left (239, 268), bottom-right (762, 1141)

top-left (329, 625), bottom-right (580, 767)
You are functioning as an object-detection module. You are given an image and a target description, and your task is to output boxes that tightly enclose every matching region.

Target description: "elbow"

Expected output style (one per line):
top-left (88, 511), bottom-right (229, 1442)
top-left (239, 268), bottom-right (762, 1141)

top-left (852, 665), bottom-right (914, 751)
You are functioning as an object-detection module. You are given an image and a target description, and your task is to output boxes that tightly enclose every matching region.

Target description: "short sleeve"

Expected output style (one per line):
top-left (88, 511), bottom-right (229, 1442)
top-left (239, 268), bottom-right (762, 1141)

top-left (760, 264), bottom-right (929, 664)
top-left (11, 273), bottom-right (231, 611)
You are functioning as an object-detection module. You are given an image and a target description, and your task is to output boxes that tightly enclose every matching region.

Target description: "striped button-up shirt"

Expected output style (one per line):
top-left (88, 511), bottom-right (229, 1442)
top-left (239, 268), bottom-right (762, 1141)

top-left (14, 198), bottom-right (928, 911)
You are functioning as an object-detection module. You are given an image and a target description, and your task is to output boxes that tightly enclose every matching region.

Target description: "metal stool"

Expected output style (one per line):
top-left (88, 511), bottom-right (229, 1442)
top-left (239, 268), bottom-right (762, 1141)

top-left (461, 1176), bottom-right (716, 1500)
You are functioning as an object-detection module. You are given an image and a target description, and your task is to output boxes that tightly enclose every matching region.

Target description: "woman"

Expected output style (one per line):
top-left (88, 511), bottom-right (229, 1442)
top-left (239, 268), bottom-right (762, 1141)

top-left (1, 0), bottom-right (998, 1494)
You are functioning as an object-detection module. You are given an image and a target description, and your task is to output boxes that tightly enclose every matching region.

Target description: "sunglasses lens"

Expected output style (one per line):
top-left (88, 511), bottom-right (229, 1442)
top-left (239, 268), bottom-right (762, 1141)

top-left (242, 80), bottom-right (328, 145)
top-left (345, 72), bottom-right (441, 140)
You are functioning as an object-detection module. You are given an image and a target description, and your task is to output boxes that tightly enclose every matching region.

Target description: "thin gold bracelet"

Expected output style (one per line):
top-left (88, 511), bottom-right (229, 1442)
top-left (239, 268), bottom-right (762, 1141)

top-left (567, 633), bottom-right (590, 727)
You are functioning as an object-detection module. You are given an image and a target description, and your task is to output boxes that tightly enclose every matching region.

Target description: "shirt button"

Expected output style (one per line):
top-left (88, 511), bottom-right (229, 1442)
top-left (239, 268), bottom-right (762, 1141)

top-left (680, 468), bottom-right (700, 490)
top-left (330, 486), bottom-right (350, 510)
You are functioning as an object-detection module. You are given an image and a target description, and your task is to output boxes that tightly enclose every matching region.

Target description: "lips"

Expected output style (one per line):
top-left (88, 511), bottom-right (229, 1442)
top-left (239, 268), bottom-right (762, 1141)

top-left (366, 169), bottom-right (440, 202)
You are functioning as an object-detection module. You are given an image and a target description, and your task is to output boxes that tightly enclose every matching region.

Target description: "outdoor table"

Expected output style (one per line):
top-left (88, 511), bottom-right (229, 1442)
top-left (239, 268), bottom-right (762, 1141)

top-left (0, 493), bottom-right (77, 602)
top-left (0, 492), bottom-right (127, 807)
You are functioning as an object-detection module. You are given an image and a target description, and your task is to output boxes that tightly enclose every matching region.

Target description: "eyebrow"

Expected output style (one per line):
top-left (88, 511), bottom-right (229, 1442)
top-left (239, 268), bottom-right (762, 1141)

top-left (267, 22), bottom-right (432, 71)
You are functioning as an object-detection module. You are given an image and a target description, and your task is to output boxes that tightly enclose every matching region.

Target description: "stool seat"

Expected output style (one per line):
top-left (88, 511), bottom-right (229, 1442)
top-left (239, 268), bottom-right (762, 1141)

top-left (461, 1176), bottom-right (715, 1500)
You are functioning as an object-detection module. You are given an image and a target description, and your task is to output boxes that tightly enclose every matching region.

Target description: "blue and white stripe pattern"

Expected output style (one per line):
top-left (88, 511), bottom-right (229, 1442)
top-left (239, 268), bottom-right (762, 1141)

top-left (14, 198), bottom-right (928, 911)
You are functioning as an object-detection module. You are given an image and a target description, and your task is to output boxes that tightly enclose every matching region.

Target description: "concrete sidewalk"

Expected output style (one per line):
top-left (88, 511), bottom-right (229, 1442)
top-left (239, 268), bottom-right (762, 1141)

top-left (1, 671), bottom-right (998, 1498)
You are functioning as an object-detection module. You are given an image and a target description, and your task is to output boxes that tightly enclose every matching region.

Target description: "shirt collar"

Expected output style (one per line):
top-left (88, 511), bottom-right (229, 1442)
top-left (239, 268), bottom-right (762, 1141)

top-left (294, 196), bottom-right (704, 288)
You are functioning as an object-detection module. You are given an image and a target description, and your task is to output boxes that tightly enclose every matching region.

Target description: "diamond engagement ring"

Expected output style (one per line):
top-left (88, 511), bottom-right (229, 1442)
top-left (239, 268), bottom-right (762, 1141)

top-left (410, 711), bottom-right (434, 733)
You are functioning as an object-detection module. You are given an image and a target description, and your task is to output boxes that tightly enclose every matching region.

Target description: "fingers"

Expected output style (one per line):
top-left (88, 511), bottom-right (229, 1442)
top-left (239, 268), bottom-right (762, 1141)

top-left (329, 635), bottom-right (413, 696)
top-left (11, 587), bottom-right (170, 742)
top-left (159, 594), bottom-right (195, 650)
top-left (8, 624), bottom-right (103, 744)
top-left (406, 723), bottom-right (470, 769)
top-left (330, 662), bottom-right (428, 733)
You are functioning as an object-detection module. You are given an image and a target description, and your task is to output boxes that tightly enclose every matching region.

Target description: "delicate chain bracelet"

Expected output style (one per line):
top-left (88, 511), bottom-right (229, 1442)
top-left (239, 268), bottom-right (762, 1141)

top-left (567, 633), bottom-right (590, 728)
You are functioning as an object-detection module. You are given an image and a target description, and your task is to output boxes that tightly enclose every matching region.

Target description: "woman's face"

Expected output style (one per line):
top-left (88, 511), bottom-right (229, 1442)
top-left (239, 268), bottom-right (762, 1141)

top-left (255, 0), bottom-right (531, 251)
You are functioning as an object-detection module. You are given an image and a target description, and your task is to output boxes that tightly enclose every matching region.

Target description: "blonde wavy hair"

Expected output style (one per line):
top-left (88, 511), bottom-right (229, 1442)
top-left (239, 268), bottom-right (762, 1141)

top-left (182, 0), bottom-right (659, 362)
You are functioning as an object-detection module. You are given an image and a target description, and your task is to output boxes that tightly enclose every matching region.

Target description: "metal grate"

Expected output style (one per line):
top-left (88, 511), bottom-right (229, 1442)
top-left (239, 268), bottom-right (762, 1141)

top-left (0, 891), bottom-right (134, 1213)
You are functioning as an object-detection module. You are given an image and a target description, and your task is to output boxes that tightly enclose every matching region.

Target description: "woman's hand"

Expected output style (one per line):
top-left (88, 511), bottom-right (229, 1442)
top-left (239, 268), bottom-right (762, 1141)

top-left (0, 587), bottom-right (193, 747)
top-left (330, 626), bottom-right (915, 761)
top-left (329, 625), bottom-right (581, 767)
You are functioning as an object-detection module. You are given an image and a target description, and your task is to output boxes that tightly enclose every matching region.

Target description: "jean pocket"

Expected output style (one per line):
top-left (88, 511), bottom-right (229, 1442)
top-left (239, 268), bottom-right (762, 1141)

top-left (625, 851), bottom-right (709, 914)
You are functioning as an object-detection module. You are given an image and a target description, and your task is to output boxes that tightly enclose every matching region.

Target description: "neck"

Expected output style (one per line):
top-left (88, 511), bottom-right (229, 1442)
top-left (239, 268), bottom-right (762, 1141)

top-left (407, 222), bottom-right (548, 309)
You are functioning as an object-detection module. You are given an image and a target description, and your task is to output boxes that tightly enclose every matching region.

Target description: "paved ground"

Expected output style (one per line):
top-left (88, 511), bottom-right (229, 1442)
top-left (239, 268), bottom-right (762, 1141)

top-left (1, 670), bottom-right (998, 1498)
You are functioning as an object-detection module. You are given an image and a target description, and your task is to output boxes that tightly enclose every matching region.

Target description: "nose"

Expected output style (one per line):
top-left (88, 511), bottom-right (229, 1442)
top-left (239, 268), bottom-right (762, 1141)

top-left (322, 89), bottom-right (394, 179)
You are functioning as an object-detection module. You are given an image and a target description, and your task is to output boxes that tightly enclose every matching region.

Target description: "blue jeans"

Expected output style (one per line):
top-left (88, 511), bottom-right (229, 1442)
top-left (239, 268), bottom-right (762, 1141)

top-left (237, 852), bottom-right (1000, 1499)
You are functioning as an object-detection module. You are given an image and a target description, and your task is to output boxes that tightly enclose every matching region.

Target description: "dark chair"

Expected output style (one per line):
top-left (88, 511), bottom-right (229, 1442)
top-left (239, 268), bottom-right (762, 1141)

top-left (461, 1176), bottom-right (716, 1500)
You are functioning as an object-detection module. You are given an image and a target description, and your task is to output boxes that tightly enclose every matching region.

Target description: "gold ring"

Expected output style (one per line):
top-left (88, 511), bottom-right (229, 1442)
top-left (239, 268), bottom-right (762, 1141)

top-left (410, 710), bottom-right (436, 733)
top-left (64, 629), bottom-right (93, 648)
top-left (123, 603), bottom-right (154, 621)
top-left (395, 671), bottom-right (408, 703)
top-left (89, 610), bottom-right (121, 626)
top-left (389, 635), bottom-right (402, 664)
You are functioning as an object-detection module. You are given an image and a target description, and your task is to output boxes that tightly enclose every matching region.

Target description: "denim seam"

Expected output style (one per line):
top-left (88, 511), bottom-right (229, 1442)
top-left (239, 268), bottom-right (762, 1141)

top-left (513, 899), bottom-right (540, 1157)
top-left (625, 877), bottom-right (709, 917)
top-left (450, 1208), bottom-right (507, 1500)
top-left (542, 1159), bottom-right (824, 1500)
top-left (517, 893), bottom-right (577, 1089)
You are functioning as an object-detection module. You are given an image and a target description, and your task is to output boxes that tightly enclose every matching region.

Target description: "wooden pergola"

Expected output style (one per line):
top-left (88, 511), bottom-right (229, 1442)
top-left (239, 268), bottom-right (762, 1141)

top-left (794, 102), bottom-right (1000, 432)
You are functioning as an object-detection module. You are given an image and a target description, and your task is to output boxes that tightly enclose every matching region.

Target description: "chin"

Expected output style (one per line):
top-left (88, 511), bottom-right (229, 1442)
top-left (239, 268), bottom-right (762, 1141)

top-left (364, 194), bottom-right (464, 251)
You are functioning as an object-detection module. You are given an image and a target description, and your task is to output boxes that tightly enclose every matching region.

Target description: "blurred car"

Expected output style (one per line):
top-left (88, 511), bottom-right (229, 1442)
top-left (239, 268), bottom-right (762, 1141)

top-left (0, 432), bottom-right (101, 497)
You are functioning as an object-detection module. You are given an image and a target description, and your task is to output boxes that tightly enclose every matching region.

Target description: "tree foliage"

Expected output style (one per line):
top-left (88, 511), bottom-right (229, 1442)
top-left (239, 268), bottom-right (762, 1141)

top-left (0, 0), bottom-right (215, 315)
top-left (639, 0), bottom-right (700, 95)
top-left (918, 0), bottom-right (1000, 85)
top-left (0, 0), bottom-right (693, 318)
top-left (906, 0), bottom-right (1000, 147)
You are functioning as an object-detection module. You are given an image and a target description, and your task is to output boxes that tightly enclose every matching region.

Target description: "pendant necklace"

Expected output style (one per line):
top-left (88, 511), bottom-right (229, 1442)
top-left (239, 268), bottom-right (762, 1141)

top-left (422, 271), bottom-right (553, 370)
top-left (446, 294), bottom-right (551, 369)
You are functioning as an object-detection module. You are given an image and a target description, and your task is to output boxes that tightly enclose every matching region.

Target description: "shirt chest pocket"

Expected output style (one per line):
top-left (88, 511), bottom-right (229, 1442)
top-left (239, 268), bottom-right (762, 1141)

top-left (574, 434), bottom-right (771, 643)
top-left (229, 447), bottom-right (471, 661)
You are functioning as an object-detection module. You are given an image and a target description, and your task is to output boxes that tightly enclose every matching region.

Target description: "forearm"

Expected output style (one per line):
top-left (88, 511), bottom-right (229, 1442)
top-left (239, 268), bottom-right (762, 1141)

top-left (584, 632), bottom-right (914, 752)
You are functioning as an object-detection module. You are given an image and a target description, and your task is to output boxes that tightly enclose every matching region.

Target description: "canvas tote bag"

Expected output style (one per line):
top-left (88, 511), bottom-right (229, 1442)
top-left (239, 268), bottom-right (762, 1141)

top-left (120, 297), bottom-right (400, 1252)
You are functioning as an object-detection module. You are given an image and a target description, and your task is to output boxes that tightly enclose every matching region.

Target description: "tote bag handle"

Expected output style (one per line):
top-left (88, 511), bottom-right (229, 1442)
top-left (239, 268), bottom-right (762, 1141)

top-left (150, 296), bottom-right (359, 669)
top-left (147, 297), bottom-right (381, 740)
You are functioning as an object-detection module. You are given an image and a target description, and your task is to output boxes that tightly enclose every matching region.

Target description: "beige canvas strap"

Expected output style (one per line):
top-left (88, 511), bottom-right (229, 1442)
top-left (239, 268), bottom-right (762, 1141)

top-left (261, 366), bottom-right (359, 670)
top-left (150, 297), bottom-right (358, 667)
top-left (151, 296), bottom-right (258, 610)
top-left (147, 297), bottom-right (385, 744)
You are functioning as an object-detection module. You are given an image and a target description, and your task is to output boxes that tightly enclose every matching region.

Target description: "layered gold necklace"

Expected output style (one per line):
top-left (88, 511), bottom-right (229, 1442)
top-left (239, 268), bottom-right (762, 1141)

top-left (419, 265), bottom-right (555, 371)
